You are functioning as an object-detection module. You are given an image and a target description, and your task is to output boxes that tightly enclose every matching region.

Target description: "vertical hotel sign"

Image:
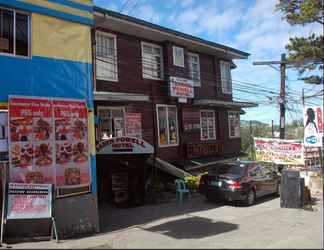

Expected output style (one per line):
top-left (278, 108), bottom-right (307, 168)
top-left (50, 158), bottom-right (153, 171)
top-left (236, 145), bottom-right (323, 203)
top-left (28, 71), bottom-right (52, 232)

top-left (8, 96), bottom-right (91, 195)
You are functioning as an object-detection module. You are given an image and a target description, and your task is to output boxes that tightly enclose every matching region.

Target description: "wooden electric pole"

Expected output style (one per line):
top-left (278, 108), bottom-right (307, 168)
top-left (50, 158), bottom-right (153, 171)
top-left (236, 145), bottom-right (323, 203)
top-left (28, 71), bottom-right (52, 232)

top-left (253, 53), bottom-right (286, 139)
top-left (271, 120), bottom-right (274, 138)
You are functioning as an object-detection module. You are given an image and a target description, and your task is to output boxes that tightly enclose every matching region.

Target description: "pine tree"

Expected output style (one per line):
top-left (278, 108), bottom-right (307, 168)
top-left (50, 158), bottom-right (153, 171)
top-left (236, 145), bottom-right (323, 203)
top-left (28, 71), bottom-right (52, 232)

top-left (276, 0), bottom-right (323, 84)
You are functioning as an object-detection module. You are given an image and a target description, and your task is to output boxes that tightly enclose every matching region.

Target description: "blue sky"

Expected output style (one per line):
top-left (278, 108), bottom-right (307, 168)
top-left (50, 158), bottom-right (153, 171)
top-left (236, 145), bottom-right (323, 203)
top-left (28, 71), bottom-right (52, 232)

top-left (94, 0), bottom-right (323, 125)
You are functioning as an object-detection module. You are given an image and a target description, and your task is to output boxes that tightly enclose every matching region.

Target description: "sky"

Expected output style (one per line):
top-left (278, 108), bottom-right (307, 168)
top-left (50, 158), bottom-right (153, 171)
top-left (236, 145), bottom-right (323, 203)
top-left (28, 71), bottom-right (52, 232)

top-left (94, 0), bottom-right (323, 125)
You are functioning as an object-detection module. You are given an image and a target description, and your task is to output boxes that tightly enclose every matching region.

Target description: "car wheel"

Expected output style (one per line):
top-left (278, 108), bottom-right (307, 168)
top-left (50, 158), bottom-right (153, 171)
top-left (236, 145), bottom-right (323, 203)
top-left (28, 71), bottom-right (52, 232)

top-left (245, 190), bottom-right (255, 206)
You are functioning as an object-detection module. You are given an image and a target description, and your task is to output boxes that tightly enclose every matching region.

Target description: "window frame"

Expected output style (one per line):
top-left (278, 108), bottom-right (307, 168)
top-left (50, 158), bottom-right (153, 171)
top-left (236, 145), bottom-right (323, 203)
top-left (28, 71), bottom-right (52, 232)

top-left (0, 7), bottom-right (31, 59)
top-left (200, 110), bottom-right (216, 141)
top-left (95, 31), bottom-right (118, 82)
top-left (188, 52), bottom-right (201, 86)
top-left (220, 60), bottom-right (232, 94)
top-left (228, 111), bottom-right (240, 138)
top-left (173, 45), bottom-right (185, 68)
top-left (97, 106), bottom-right (126, 140)
top-left (141, 41), bottom-right (164, 80)
top-left (156, 104), bottom-right (179, 148)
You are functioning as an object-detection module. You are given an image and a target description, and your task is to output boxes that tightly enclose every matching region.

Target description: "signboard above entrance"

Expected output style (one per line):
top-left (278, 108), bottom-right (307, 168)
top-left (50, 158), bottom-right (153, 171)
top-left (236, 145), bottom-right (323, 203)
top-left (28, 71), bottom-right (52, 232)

top-left (96, 137), bottom-right (154, 155)
top-left (169, 76), bottom-right (194, 99)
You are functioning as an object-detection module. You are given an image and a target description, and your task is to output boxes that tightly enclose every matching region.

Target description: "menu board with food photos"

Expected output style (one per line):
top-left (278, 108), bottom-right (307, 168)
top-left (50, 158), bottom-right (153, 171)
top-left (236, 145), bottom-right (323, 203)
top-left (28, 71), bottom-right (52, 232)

top-left (8, 96), bottom-right (90, 193)
top-left (9, 97), bottom-right (55, 184)
top-left (53, 99), bottom-right (90, 189)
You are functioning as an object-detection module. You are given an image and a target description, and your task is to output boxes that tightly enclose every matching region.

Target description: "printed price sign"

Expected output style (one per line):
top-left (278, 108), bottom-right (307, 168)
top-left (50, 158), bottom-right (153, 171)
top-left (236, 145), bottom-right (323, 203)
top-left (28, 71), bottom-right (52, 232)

top-left (7, 183), bottom-right (52, 219)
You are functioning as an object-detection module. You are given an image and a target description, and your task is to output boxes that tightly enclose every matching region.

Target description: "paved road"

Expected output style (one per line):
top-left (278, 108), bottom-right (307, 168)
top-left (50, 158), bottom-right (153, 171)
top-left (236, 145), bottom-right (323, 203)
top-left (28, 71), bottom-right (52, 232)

top-left (6, 193), bottom-right (323, 249)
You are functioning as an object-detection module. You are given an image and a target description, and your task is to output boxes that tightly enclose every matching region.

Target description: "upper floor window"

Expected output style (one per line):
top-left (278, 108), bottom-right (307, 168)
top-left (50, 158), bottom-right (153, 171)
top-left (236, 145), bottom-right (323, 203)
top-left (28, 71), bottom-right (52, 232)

top-left (0, 8), bottom-right (30, 57)
top-left (220, 61), bottom-right (232, 94)
top-left (173, 46), bottom-right (184, 67)
top-left (97, 107), bottom-right (125, 140)
top-left (142, 42), bottom-right (163, 80)
top-left (228, 111), bottom-right (240, 138)
top-left (96, 31), bottom-right (118, 81)
top-left (188, 52), bottom-right (200, 86)
top-left (157, 105), bottom-right (178, 147)
top-left (200, 110), bottom-right (216, 140)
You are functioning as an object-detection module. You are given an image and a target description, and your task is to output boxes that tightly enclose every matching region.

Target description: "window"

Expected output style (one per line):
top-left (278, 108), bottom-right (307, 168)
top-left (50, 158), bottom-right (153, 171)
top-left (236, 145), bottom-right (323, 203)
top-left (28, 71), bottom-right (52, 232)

top-left (220, 61), bottom-right (232, 94)
top-left (228, 111), bottom-right (240, 138)
top-left (157, 105), bottom-right (178, 147)
top-left (96, 32), bottom-right (118, 81)
top-left (0, 8), bottom-right (30, 57)
top-left (200, 110), bottom-right (216, 140)
top-left (97, 107), bottom-right (125, 140)
top-left (142, 42), bottom-right (163, 80)
top-left (173, 46), bottom-right (184, 67)
top-left (188, 52), bottom-right (200, 86)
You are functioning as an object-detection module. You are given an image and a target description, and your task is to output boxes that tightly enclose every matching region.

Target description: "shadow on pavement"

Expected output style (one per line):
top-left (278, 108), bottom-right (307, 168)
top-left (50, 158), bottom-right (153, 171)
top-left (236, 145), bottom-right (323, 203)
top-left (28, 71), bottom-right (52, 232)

top-left (143, 216), bottom-right (238, 239)
top-left (98, 193), bottom-right (224, 233)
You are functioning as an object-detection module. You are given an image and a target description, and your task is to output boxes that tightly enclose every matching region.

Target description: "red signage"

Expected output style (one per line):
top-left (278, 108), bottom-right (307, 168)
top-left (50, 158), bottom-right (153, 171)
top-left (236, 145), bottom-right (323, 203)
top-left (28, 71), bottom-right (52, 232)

top-left (169, 76), bottom-right (194, 98)
top-left (125, 113), bottom-right (142, 138)
top-left (186, 142), bottom-right (223, 159)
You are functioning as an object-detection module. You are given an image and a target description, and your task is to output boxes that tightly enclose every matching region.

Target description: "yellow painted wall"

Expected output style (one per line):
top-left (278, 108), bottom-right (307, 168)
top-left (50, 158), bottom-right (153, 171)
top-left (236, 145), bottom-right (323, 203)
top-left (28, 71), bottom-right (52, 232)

top-left (32, 13), bottom-right (92, 63)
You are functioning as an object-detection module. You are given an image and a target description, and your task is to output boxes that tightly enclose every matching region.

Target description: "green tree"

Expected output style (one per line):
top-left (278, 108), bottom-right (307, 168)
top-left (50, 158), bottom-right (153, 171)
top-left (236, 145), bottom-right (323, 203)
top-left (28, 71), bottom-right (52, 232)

top-left (276, 0), bottom-right (323, 84)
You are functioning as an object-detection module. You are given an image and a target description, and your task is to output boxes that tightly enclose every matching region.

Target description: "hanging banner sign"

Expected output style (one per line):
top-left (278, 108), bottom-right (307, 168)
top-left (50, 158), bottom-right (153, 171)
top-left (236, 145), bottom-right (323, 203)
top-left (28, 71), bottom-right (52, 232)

top-left (53, 99), bottom-right (90, 189)
top-left (96, 137), bottom-right (154, 155)
top-left (9, 97), bottom-right (55, 184)
top-left (0, 112), bottom-right (8, 153)
top-left (254, 137), bottom-right (304, 165)
top-left (303, 106), bottom-right (323, 147)
top-left (8, 96), bottom-right (91, 195)
top-left (169, 76), bottom-right (194, 98)
top-left (125, 113), bottom-right (142, 139)
top-left (7, 183), bottom-right (52, 219)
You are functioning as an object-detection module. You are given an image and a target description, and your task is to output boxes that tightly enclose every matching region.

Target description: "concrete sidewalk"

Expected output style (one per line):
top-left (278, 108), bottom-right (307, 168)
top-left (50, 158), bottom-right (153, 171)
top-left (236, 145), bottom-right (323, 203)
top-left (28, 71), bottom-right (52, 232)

top-left (4, 193), bottom-right (323, 249)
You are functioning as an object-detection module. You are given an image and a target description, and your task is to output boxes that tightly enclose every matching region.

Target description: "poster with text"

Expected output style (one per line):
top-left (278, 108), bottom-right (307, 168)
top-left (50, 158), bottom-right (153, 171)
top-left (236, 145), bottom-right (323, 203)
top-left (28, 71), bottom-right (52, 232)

top-left (9, 97), bottom-right (55, 184)
top-left (53, 99), bottom-right (90, 189)
top-left (7, 183), bottom-right (52, 219)
top-left (304, 106), bottom-right (323, 147)
top-left (254, 137), bottom-right (304, 165)
top-left (125, 113), bottom-right (142, 138)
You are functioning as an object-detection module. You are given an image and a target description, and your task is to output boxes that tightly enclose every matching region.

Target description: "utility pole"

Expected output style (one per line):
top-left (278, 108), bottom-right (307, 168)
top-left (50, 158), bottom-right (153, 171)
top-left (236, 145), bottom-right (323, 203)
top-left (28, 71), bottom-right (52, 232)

top-left (271, 120), bottom-right (274, 138)
top-left (279, 53), bottom-right (286, 139)
top-left (253, 53), bottom-right (287, 139)
top-left (301, 88), bottom-right (305, 106)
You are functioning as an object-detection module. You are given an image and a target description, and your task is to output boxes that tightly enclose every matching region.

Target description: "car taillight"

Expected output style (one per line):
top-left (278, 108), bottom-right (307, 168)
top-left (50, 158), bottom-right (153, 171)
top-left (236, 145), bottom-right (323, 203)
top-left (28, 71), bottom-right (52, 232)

top-left (227, 180), bottom-right (242, 189)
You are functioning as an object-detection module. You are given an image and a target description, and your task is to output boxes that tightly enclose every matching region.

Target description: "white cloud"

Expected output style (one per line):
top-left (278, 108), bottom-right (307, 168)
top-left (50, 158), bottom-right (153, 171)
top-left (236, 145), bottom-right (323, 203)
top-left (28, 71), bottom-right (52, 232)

top-left (181, 0), bottom-right (194, 8)
top-left (135, 4), bottom-right (161, 23)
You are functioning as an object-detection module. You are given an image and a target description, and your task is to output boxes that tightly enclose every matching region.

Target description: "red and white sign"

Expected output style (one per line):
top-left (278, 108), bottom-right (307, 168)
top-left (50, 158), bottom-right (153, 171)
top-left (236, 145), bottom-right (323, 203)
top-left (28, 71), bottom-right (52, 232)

top-left (8, 96), bottom-right (91, 194)
top-left (7, 183), bottom-right (52, 219)
top-left (96, 137), bottom-right (154, 155)
top-left (169, 76), bottom-right (194, 98)
top-left (125, 113), bottom-right (142, 139)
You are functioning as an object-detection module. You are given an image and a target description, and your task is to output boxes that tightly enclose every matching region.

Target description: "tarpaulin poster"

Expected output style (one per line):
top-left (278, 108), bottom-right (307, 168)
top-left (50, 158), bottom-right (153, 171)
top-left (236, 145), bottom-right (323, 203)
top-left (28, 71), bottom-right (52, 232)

top-left (125, 113), bottom-right (142, 138)
top-left (9, 97), bottom-right (55, 184)
top-left (53, 99), bottom-right (90, 189)
top-left (7, 183), bottom-right (52, 219)
top-left (254, 137), bottom-right (304, 165)
top-left (303, 106), bottom-right (323, 147)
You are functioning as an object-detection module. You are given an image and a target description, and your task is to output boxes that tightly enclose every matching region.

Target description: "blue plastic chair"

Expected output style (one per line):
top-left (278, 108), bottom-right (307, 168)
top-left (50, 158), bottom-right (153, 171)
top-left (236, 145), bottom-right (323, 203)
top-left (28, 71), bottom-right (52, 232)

top-left (175, 179), bottom-right (191, 204)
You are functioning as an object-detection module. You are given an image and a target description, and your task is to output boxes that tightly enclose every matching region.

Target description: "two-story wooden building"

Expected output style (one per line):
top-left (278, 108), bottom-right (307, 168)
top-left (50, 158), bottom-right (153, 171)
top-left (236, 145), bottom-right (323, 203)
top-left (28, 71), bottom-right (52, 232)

top-left (93, 7), bottom-right (257, 207)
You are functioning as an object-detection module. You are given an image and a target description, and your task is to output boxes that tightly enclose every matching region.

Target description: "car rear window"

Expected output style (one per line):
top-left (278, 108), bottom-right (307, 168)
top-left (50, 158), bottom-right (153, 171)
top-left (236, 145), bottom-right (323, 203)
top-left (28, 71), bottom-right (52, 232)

top-left (217, 164), bottom-right (246, 176)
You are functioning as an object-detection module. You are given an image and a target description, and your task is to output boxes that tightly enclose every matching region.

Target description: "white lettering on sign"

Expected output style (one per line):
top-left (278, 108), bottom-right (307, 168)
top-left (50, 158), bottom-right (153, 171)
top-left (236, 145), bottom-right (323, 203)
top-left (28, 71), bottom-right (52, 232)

top-left (169, 76), bottom-right (195, 99)
top-left (96, 137), bottom-right (154, 155)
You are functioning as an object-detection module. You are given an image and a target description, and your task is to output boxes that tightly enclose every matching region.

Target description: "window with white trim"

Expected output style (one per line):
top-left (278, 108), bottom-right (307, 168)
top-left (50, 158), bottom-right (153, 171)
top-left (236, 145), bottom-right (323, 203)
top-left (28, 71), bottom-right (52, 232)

top-left (173, 46), bottom-right (184, 67)
top-left (97, 107), bottom-right (125, 140)
top-left (0, 7), bottom-right (30, 57)
top-left (188, 52), bottom-right (200, 86)
top-left (157, 105), bottom-right (178, 146)
top-left (220, 61), bottom-right (232, 94)
top-left (200, 110), bottom-right (216, 140)
top-left (228, 111), bottom-right (240, 138)
top-left (142, 42), bottom-right (163, 80)
top-left (96, 32), bottom-right (118, 81)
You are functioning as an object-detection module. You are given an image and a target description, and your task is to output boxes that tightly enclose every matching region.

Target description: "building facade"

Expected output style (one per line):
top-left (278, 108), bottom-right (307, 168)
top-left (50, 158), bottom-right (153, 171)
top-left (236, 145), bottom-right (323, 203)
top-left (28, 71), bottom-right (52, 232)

top-left (93, 8), bottom-right (257, 207)
top-left (0, 0), bottom-right (99, 239)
